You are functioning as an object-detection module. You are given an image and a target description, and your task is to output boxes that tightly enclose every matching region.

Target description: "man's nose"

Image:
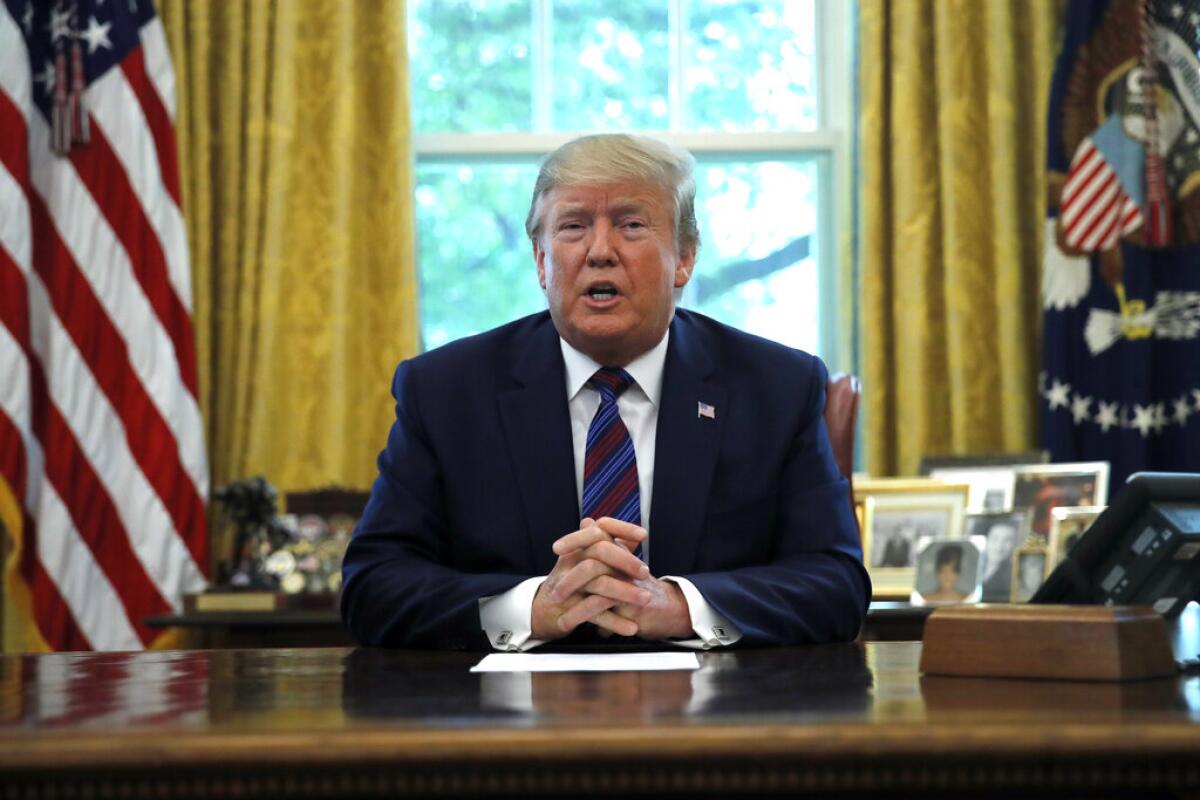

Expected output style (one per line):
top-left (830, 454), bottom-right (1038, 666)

top-left (586, 219), bottom-right (618, 266)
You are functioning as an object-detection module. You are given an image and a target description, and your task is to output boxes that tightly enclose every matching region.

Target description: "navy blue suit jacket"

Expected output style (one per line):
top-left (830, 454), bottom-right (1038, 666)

top-left (341, 309), bottom-right (870, 649)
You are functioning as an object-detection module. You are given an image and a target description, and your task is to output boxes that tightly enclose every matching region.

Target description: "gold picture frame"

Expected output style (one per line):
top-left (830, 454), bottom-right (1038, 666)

top-left (1048, 505), bottom-right (1105, 567)
top-left (857, 479), bottom-right (970, 600)
top-left (1010, 544), bottom-right (1050, 603)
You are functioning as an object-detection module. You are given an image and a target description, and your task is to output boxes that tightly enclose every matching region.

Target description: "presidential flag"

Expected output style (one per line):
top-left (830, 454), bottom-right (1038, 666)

top-left (0, 0), bottom-right (207, 651)
top-left (1042, 0), bottom-right (1200, 493)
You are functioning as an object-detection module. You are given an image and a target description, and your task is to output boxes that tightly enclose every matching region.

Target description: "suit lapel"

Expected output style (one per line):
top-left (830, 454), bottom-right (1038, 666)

top-left (649, 314), bottom-right (727, 576)
top-left (497, 320), bottom-right (580, 575)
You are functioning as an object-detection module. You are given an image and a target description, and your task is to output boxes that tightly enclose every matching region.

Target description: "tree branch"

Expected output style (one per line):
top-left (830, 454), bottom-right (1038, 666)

top-left (692, 235), bottom-right (811, 302)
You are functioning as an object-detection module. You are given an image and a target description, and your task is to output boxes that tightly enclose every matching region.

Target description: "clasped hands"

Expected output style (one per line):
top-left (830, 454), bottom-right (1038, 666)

top-left (531, 517), bottom-right (692, 641)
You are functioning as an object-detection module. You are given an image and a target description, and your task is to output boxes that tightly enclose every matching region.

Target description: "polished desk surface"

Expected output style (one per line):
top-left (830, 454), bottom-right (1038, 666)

top-left (3, 642), bottom-right (1200, 798)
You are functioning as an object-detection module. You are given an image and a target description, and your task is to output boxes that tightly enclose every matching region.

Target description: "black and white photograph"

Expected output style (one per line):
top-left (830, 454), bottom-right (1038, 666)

top-left (857, 479), bottom-right (970, 599)
top-left (1011, 547), bottom-right (1049, 603)
top-left (911, 539), bottom-right (982, 606)
top-left (929, 467), bottom-right (1016, 513)
top-left (869, 510), bottom-right (950, 569)
top-left (967, 511), bottom-right (1030, 602)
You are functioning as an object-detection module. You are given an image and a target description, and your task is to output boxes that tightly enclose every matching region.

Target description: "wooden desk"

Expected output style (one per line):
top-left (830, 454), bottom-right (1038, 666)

top-left (2, 642), bottom-right (1199, 798)
top-left (144, 601), bottom-right (935, 648)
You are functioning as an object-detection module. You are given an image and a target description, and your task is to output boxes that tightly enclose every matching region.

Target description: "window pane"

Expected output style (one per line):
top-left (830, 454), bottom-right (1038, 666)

top-left (685, 0), bottom-right (818, 131)
top-left (551, 2), bottom-right (670, 131)
top-left (683, 159), bottom-right (820, 353)
top-left (415, 162), bottom-right (545, 348)
top-left (409, 0), bottom-right (533, 133)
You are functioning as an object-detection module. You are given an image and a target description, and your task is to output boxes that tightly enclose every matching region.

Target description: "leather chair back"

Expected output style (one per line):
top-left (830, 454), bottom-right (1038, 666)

top-left (824, 373), bottom-right (859, 481)
top-left (824, 373), bottom-right (860, 529)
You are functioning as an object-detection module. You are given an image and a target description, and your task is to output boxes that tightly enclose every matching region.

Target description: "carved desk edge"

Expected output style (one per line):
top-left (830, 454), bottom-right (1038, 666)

top-left (5, 723), bottom-right (1200, 798)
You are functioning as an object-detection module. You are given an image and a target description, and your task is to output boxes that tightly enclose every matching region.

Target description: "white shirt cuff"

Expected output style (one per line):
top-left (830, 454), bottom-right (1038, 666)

top-left (478, 576), bottom-right (548, 651)
top-left (661, 576), bottom-right (742, 649)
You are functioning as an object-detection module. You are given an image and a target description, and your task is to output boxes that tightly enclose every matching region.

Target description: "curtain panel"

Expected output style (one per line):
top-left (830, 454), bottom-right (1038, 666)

top-left (158, 1), bottom-right (419, 506)
top-left (858, 0), bottom-right (1064, 476)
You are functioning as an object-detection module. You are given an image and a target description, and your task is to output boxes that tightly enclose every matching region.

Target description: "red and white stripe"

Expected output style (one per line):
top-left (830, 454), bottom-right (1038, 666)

top-left (1060, 138), bottom-right (1144, 253)
top-left (0, 6), bottom-right (207, 651)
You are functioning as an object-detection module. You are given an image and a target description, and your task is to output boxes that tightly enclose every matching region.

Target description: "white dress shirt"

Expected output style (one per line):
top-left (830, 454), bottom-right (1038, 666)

top-left (479, 329), bottom-right (742, 651)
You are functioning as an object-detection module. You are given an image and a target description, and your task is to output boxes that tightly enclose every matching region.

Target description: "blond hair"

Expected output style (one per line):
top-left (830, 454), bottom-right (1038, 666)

top-left (525, 134), bottom-right (699, 254)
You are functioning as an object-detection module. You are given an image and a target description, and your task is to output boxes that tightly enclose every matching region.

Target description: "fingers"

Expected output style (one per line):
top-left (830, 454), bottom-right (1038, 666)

top-left (557, 595), bottom-right (640, 637)
top-left (582, 574), bottom-right (652, 607)
top-left (557, 593), bottom-right (618, 632)
top-left (589, 609), bottom-right (639, 637)
top-left (553, 518), bottom-right (647, 556)
top-left (550, 550), bottom-right (648, 601)
top-left (593, 517), bottom-right (648, 542)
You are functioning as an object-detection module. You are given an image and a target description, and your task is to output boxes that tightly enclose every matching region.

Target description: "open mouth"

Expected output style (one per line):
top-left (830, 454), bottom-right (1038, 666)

top-left (586, 284), bottom-right (619, 302)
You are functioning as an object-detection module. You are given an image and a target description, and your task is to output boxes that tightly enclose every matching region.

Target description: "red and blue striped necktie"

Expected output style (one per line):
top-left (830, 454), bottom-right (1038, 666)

top-left (582, 368), bottom-right (641, 552)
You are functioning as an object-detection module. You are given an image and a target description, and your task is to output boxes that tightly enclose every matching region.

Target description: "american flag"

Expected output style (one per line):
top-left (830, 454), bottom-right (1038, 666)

top-left (0, 0), bottom-right (207, 651)
top-left (1059, 128), bottom-right (1145, 253)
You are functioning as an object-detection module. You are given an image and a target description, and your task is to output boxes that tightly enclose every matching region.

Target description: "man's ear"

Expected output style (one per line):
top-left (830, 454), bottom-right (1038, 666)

top-left (533, 240), bottom-right (547, 290)
top-left (674, 246), bottom-right (696, 289)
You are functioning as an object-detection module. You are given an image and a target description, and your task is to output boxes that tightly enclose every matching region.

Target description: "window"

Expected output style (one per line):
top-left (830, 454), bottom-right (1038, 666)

top-left (409, 0), bottom-right (852, 363)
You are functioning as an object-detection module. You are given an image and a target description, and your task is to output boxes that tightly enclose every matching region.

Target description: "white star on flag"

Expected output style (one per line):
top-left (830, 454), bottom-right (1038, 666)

top-left (1070, 394), bottom-right (1092, 424)
top-left (49, 7), bottom-right (72, 41)
top-left (1174, 397), bottom-right (1192, 426)
top-left (1193, 388), bottom-right (1200, 411)
top-left (21, 2), bottom-right (33, 34)
top-left (1046, 379), bottom-right (1072, 410)
top-left (81, 16), bottom-right (113, 53)
top-left (35, 61), bottom-right (56, 93)
top-left (1152, 403), bottom-right (1168, 434)
top-left (1096, 401), bottom-right (1121, 433)
top-left (1131, 404), bottom-right (1157, 437)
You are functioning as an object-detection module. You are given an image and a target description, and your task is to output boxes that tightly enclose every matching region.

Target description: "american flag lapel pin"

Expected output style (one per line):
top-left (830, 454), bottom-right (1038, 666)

top-left (697, 401), bottom-right (716, 420)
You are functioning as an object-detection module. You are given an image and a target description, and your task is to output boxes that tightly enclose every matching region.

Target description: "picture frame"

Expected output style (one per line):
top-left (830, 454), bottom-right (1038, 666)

top-left (1011, 462), bottom-right (1109, 540)
top-left (965, 510), bottom-right (1033, 603)
top-left (1011, 544), bottom-right (1050, 603)
top-left (1048, 505), bottom-right (1106, 567)
top-left (857, 479), bottom-right (970, 600)
top-left (928, 466), bottom-right (1017, 513)
top-left (910, 537), bottom-right (984, 606)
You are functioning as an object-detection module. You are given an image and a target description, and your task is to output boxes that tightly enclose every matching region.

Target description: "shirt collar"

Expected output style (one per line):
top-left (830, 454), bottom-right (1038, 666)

top-left (560, 329), bottom-right (670, 408)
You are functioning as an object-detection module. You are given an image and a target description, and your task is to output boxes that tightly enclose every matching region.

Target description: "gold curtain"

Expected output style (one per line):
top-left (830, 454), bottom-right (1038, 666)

top-left (158, 1), bottom-right (420, 497)
top-left (859, 0), bottom-right (1063, 476)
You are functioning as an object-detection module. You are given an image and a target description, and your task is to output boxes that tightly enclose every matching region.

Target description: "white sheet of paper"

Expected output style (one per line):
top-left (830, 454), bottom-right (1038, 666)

top-left (470, 651), bottom-right (700, 673)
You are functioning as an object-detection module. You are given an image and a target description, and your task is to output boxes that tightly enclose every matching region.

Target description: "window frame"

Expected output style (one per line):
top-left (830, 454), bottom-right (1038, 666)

top-left (410, 0), bottom-right (854, 369)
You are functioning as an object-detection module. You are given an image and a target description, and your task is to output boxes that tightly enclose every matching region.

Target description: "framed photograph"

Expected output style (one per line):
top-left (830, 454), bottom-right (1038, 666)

top-left (1011, 462), bottom-right (1109, 540)
top-left (1011, 545), bottom-right (1050, 603)
top-left (929, 467), bottom-right (1016, 513)
top-left (910, 538), bottom-right (983, 606)
top-left (1048, 505), bottom-right (1105, 567)
top-left (965, 510), bottom-right (1032, 603)
top-left (857, 479), bottom-right (970, 600)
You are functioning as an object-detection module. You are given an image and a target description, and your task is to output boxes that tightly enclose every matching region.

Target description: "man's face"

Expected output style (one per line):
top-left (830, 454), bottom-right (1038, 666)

top-left (987, 523), bottom-right (1017, 561)
top-left (533, 181), bottom-right (695, 366)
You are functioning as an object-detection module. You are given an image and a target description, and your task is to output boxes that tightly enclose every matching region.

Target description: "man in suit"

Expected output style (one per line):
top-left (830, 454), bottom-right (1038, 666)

top-left (341, 134), bottom-right (869, 650)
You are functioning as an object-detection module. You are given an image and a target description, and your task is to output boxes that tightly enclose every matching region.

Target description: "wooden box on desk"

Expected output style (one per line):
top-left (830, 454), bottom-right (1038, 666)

top-left (919, 604), bottom-right (1177, 681)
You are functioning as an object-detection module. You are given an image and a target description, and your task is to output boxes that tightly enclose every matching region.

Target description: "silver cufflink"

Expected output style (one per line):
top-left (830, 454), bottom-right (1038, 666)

top-left (712, 626), bottom-right (728, 640)
top-left (496, 631), bottom-right (513, 646)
